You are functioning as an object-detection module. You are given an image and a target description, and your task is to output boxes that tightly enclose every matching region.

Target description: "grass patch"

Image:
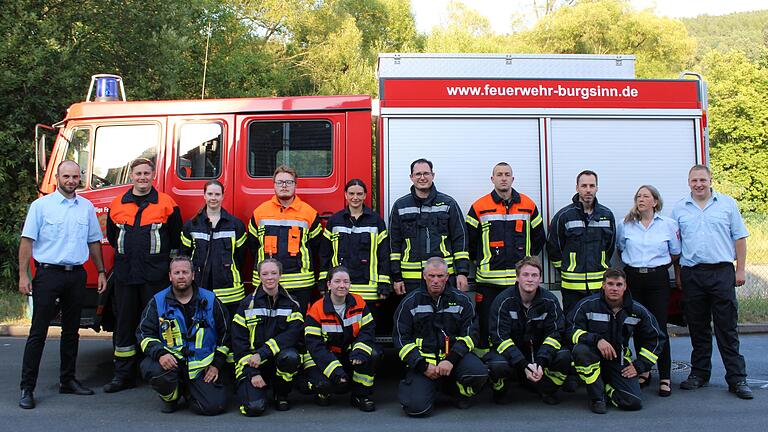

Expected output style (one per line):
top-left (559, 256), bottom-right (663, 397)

top-left (738, 295), bottom-right (768, 323)
top-left (745, 214), bottom-right (768, 264)
top-left (0, 289), bottom-right (28, 324)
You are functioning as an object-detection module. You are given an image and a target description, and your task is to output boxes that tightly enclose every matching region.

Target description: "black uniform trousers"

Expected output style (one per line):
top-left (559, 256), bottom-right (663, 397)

top-left (398, 353), bottom-right (488, 417)
top-left (113, 281), bottom-right (166, 380)
top-left (484, 349), bottom-right (571, 396)
top-left (237, 348), bottom-right (301, 416)
top-left (626, 268), bottom-right (672, 380)
top-left (572, 343), bottom-right (642, 410)
top-left (287, 288), bottom-right (313, 314)
top-left (561, 288), bottom-right (593, 318)
top-left (681, 263), bottom-right (747, 384)
top-left (475, 283), bottom-right (504, 349)
top-left (306, 348), bottom-right (381, 398)
top-left (140, 356), bottom-right (227, 415)
top-left (21, 266), bottom-right (86, 390)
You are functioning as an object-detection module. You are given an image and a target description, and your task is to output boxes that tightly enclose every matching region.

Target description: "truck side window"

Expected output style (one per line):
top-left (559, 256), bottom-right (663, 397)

top-left (177, 123), bottom-right (222, 179)
top-left (91, 124), bottom-right (159, 189)
top-left (64, 127), bottom-right (90, 189)
top-left (247, 120), bottom-right (332, 177)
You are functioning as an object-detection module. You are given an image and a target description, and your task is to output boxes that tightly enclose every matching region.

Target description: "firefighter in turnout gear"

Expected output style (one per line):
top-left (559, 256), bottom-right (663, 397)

top-left (389, 159), bottom-right (469, 295)
top-left (484, 257), bottom-right (570, 405)
top-left (546, 170), bottom-right (616, 315)
top-left (105, 158), bottom-right (182, 393)
top-left (568, 268), bottom-right (665, 414)
top-left (248, 166), bottom-right (323, 312)
top-left (180, 180), bottom-right (247, 319)
top-left (319, 179), bottom-right (390, 305)
top-left (466, 162), bottom-right (546, 351)
top-left (394, 257), bottom-right (487, 417)
top-left (231, 259), bottom-right (304, 416)
top-left (136, 256), bottom-right (229, 415)
top-left (305, 266), bottom-right (380, 412)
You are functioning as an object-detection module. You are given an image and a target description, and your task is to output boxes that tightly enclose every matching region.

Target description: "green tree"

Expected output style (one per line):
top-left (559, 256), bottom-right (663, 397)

top-left (424, 1), bottom-right (512, 53)
top-left (520, 0), bottom-right (696, 78)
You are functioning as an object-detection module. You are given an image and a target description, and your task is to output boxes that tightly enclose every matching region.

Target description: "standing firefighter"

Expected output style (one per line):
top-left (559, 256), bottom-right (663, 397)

top-left (466, 162), bottom-right (545, 351)
top-left (105, 157), bottom-right (182, 393)
top-left (136, 256), bottom-right (230, 415)
top-left (484, 256), bottom-right (570, 405)
top-left (248, 166), bottom-right (323, 312)
top-left (394, 257), bottom-right (487, 417)
top-left (568, 268), bottom-right (665, 414)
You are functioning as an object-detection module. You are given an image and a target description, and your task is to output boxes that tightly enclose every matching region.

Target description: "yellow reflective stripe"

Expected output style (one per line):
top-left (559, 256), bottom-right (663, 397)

top-left (561, 280), bottom-right (603, 290)
top-left (639, 347), bottom-right (658, 364)
top-left (575, 362), bottom-right (601, 384)
top-left (233, 313), bottom-right (247, 327)
top-left (600, 250), bottom-right (608, 269)
top-left (353, 371), bottom-right (374, 387)
top-left (276, 367), bottom-right (295, 382)
top-left (551, 260), bottom-right (562, 268)
top-left (352, 342), bottom-right (373, 355)
top-left (376, 230), bottom-right (388, 243)
top-left (567, 252), bottom-right (577, 272)
top-left (188, 352), bottom-right (215, 379)
top-left (377, 274), bottom-right (391, 283)
top-left (322, 228), bottom-right (333, 240)
top-left (287, 311), bottom-right (304, 322)
top-left (456, 335), bottom-right (474, 351)
top-left (439, 235), bottom-right (449, 257)
top-left (456, 381), bottom-right (475, 397)
top-left (390, 253), bottom-right (401, 261)
top-left (361, 313), bottom-right (374, 327)
top-left (543, 337), bottom-right (561, 350)
top-left (180, 233), bottom-right (192, 247)
top-left (195, 328), bottom-right (204, 349)
top-left (140, 338), bottom-right (161, 352)
top-left (217, 345), bottom-right (230, 356)
top-left (160, 386), bottom-right (179, 402)
top-left (531, 213), bottom-right (542, 228)
top-left (214, 286), bottom-right (245, 304)
top-left (305, 326), bottom-right (322, 337)
top-left (114, 346), bottom-right (136, 358)
top-left (235, 232), bottom-right (247, 247)
top-left (309, 223), bottom-right (323, 239)
top-left (466, 214), bottom-right (479, 228)
top-left (572, 329), bottom-right (587, 345)
top-left (497, 339), bottom-right (516, 354)
top-left (318, 271), bottom-right (329, 280)
top-left (403, 238), bottom-right (411, 262)
top-left (399, 342), bottom-right (418, 360)
top-left (453, 251), bottom-right (469, 260)
top-left (545, 368), bottom-right (567, 386)
top-left (402, 270), bottom-right (422, 279)
top-left (266, 338), bottom-right (280, 356)
top-left (323, 360), bottom-right (342, 378)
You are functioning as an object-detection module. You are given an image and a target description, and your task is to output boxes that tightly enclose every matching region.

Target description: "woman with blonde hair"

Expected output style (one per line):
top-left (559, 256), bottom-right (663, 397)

top-left (616, 185), bottom-right (681, 397)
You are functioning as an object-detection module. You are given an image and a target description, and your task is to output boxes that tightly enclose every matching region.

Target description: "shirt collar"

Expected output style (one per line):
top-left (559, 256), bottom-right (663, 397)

top-left (53, 188), bottom-right (78, 204)
top-left (271, 194), bottom-right (303, 210)
top-left (684, 188), bottom-right (718, 206)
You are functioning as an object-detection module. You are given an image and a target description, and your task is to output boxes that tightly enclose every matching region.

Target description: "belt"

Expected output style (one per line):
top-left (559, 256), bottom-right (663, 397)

top-left (624, 264), bottom-right (669, 274)
top-left (36, 262), bottom-right (84, 271)
top-left (689, 262), bottom-right (731, 270)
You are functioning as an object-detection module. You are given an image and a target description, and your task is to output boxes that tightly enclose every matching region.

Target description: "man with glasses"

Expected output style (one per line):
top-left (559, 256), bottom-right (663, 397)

top-left (389, 158), bottom-right (469, 294)
top-left (248, 165), bottom-right (323, 311)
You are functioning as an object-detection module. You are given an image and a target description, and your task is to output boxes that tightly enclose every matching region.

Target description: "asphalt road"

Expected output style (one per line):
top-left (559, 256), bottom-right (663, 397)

top-left (2, 334), bottom-right (765, 432)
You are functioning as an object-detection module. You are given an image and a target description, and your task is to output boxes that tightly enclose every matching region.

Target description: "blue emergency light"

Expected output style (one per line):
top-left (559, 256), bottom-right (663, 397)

top-left (86, 74), bottom-right (126, 102)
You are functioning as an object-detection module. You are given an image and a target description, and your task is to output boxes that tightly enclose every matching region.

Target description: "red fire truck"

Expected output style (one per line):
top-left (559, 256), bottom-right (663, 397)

top-left (34, 54), bottom-right (708, 330)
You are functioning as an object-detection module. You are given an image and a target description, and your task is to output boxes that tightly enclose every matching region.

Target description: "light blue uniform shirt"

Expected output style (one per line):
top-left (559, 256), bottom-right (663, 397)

top-left (617, 213), bottom-right (681, 267)
top-left (21, 189), bottom-right (103, 265)
top-left (671, 190), bottom-right (748, 267)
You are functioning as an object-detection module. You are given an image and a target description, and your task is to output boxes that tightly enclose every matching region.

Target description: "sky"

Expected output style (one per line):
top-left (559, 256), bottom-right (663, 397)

top-left (411, 0), bottom-right (768, 34)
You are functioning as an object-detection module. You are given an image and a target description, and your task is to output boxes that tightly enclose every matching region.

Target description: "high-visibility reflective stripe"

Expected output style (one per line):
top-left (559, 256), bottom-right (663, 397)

top-left (587, 312), bottom-right (610, 322)
top-left (456, 335), bottom-right (474, 351)
top-left (565, 220), bottom-right (585, 229)
top-left (639, 347), bottom-right (659, 364)
top-left (323, 360), bottom-right (342, 378)
top-left (403, 239), bottom-right (411, 262)
top-left (149, 223), bottom-right (162, 254)
top-left (305, 326), bottom-right (322, 336)
top-left (590, 220), bottom-right (612, 228)
top-left (116, 224), bottom-right (126, 254)
top-left (439, 235), bottom-right (449, 257)
top-left (188, 352), bottom-right (215, 379)
top-left (245, 308), bottom-right (293, 318)
top-left (601, 250), bottom-right (608, 269)
top-left (266, 338), bottom-right (280, 355)
top-left (567, 252), bottom-right (577, 272)
top-left (180, 233), bottom-right (192, 247)
top-left (572, 329), bottom-right (587, 345)
top-left (531, 312), bottom-right (548, 321)
top-left (233, 314), bottom-right (247, 327)
top-left (353, 371), bottom-right (374, 387)
top-left (322, 324), bottom-right (343, 333)
top-left (390, 253), bottom-right (402, 260)
top-left (624, 317), bottom-right (641, 325)
top-left (353, 342), bottom-right (373, 355)
top-left (497, 339), bottom-right (515, 353)
top-left (575, 362), bottom-right (601, 384)
top-left (561, 280), bottom-right (603, 290)
top-left (259, 219), bottom-right (309, 229)
top-left (508, 311), bottom-right (519, 319)
top-left (276, 367), bottom-right (295, 382)
top-left (478, 213), bottom-right (530, 223)
top-left (287, 312), bottom-right (304, 322)
top-left (114, 345), bottom-right (136, 358)
top-left (545, 368), bottom-right (567, 386)
top-left (411, 305), bottom-right (434, 315)
top-left (399, 343), bottom-right (418, 360)
top-left (453, 251), bottom-right (469, 260)
top-left (160, 386), bottom-right (179, 402)
top-left (331, 226), bottom-right (379, 234)
top-left (438, 305), bottom-right (463, 314)
top-left (191, 232), bottom-right (211, 241)
top-left (456, 381), bottom-right (475, 397)
top-left (140, 337), bottom-right (161, 352)
top-left (551, 260), bottom-right (562, 268)
top-left (235, 232), bottom-right (247, 247)
top-left (466, 215), bottom-right (479, 228)
top-left (212, 230), bottom-right (236, 239)
top-left (213, 285), bottom-right (245, 304)
top-left (342, 314), bottom-right (362, 327)
top-left (195, 328), bottom-right (204, 349)
top-left (531, 213), bottom-right (542, 228)
top-left (361, 313), bottom-right (373, 327)
top-left (543, 337), bottom-right (561, 350)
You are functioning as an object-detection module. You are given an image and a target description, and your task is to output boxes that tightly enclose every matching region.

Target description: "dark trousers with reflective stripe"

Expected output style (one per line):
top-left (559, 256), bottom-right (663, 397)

top-left (572, 343), bottom-right (642, 410)
top-left (237, 348), bottom-right (300, 415)
top-left (306, 349), bottom-right (380, 397)
top-left (681, 264), bottom-right (746, 384)
top-left (626, 269), bottom-right (671, 380)
top-left (140, 357), bottom-right (227, 415)
top-left (21, 267), bottom-right (86, 390)
top-left (398, 353), bottom-right (488, 417)
top-left (485, 349), bottom-right (571, 396)
top-left (113, 281), bottom-right (166, 380)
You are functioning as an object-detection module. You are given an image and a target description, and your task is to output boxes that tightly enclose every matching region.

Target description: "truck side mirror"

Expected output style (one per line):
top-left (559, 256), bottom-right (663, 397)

top-left (34, 123), bottom-right (56, 185)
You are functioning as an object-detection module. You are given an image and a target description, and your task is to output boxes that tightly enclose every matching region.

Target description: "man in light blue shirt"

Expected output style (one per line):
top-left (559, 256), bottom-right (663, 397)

top-left (18, 160), bottom-right (106, 409)
top-left (671, 164), bottom-right (752, 399)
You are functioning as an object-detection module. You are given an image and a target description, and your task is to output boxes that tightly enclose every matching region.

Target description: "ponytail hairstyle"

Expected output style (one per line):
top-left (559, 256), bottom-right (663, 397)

top-left (198, 179), bottom-right (225, 216)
